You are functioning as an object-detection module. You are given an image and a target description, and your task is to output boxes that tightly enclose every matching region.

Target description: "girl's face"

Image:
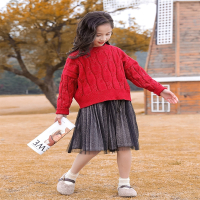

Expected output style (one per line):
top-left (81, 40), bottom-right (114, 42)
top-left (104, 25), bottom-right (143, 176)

top-left (93, 23), bottom-right (112, 47)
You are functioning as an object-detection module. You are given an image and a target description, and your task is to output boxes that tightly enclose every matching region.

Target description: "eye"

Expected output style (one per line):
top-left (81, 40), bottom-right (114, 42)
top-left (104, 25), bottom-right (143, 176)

top-left (96, 34), bottom-right (111, 37)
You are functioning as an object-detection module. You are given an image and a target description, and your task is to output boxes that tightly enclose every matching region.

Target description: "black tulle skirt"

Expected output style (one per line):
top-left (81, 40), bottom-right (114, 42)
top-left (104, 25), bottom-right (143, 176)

top-left (67, 100), bottom-right (139, 154)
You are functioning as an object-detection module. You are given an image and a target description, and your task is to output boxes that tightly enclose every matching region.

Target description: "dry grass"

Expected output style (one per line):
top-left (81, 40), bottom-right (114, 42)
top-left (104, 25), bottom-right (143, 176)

top-left (0, 92), bottom-right (200, 200)
top-left (0, 91), bottom-right (144, 115)
top-left (0, 94), bottom-right (56, 115)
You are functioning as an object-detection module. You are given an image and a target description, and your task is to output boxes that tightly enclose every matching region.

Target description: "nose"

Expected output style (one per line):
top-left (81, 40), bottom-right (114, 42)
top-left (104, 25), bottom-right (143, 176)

top-left (100, 36), bottom-right (107, 41)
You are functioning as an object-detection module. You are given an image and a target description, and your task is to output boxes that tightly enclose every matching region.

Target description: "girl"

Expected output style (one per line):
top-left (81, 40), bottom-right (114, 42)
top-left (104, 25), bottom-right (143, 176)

top-left (54, 11), bottom-right (178, 197)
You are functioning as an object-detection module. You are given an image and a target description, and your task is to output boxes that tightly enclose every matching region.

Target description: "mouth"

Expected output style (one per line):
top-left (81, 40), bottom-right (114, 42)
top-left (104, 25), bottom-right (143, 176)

top-left (98, 42), bottom-right (104, 44)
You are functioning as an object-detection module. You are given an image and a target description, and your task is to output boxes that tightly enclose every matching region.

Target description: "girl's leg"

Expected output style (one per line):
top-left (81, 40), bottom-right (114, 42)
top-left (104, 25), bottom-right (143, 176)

top-left (117, 147), bottom-right (132, 178)
top-left (57, 151), bottom-right (100, 195)
top-left (116, 148), bottom-right (137, 197)
top-left (70, 151), bottom-right (100, 174)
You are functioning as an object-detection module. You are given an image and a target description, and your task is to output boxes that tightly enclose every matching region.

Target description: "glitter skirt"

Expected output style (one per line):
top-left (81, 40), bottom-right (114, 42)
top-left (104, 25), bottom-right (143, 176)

top-left (67, 100), bottom-right (139, 154)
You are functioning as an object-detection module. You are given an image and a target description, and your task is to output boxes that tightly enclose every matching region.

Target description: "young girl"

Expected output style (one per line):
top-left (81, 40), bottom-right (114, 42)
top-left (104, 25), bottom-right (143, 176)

top-left (54, 11), bottom-right (178, 197)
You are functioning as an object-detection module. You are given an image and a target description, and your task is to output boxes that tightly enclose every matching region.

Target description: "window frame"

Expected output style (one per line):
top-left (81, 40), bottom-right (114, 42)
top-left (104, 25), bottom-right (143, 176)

top-left (151, 85), bottom-right (170, 112)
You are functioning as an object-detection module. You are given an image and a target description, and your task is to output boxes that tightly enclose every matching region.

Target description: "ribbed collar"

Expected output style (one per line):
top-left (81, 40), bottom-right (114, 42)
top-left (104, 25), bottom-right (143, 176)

top-left (91, 43), bottom-right (109, 52)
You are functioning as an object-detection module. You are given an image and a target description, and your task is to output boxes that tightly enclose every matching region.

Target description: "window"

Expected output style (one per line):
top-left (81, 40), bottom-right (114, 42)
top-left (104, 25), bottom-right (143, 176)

top-left (156, 0), bottom-right (173, 45)
top-left (151, 85), bottom-right (170, 112)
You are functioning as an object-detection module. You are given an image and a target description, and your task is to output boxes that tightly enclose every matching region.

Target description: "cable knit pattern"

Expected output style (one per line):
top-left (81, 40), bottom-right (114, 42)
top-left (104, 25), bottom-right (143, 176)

top-left (56, 44), bottom-right (166, 115)
top-left (119, 48), bottom-right (166, 96)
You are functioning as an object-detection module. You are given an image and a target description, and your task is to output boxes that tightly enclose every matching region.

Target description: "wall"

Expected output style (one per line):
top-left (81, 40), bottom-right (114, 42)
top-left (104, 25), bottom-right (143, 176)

top-left (179, 2), bottom-right (200, 76)
top-left (145, 81), bottom-right (200, 114)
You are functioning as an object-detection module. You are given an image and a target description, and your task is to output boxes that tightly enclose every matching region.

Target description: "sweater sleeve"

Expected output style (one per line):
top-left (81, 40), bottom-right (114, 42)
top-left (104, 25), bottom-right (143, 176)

top-left (56, 57), bottom-right (79, 115)
top-left (118, 48), bottom-right (167, 96)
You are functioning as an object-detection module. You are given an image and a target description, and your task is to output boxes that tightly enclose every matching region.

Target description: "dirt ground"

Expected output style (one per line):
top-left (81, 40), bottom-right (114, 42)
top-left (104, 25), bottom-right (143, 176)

top-left (0, 92), bottom-right (144, 115)
top-left (0, 92), bottom-right (200, 200)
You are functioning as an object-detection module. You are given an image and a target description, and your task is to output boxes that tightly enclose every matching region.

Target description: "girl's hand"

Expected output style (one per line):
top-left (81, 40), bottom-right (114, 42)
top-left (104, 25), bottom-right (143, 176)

top-left (160, 89), bottom-right (179, 104)
top-left (54, 114), bottom-right (67, 125)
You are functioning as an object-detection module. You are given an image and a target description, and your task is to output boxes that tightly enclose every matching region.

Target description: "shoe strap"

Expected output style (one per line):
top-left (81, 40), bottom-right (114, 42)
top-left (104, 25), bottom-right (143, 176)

top-left (118, 185), bottom-right (132, 190)
top-left (58, 177), bottom-right (75, 183)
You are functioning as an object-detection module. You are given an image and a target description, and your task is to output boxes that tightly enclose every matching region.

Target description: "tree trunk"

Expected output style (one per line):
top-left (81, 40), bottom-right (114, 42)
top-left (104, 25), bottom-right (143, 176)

top-left (39, 78), bottom-right (58, 109)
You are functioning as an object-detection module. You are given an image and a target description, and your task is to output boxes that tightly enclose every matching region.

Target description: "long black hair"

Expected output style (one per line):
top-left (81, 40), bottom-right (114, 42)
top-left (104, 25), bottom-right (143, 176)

top-left (67, 11), bottom-right (114, 59)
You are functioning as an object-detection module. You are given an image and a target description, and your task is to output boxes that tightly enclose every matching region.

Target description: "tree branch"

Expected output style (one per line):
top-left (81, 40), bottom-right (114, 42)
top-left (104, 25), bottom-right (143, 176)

top-left (0, 65), bottom-right (24, 76)
top-left (107, 6), bottom-right (139, 14)
top-left (5, 34), bottom-right (44, 86)
top-left (35, 21), bottom-right (66, 33)
top-left (7, 34), bottom-right (27, 72)
top-left (52, 59), bottom-right (66, 71)
top-left (7, 54), bottom-right (17, 58)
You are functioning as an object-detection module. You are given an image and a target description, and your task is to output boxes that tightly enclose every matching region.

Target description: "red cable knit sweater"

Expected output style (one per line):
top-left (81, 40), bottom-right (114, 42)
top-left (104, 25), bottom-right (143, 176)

top-left (56, 43), bottom-right (166, 115)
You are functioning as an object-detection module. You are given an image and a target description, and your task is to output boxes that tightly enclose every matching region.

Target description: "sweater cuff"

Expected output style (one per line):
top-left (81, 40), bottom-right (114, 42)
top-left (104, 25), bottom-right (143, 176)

top-left (56, 108), bottom-right (69, 115)
top-left (153, 86), bottom-right (167, 96)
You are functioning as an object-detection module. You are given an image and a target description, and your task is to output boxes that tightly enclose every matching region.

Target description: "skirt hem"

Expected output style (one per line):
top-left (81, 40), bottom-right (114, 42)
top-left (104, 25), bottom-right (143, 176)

top-left (67, 146), bottom-right (139, 155)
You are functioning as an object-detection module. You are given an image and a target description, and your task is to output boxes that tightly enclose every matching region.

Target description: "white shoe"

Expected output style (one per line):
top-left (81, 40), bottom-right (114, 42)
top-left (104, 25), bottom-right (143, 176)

top-left (57, 173), bottom-right (75, 195)
top-left (118, 185), bottom-right (137, 197)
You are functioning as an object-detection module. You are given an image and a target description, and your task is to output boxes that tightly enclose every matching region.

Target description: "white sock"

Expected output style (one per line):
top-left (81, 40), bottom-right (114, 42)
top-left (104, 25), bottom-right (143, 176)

top-left (118, 177), bottom-right (130, 189)
top-left (64, 169), bottom-right (79, 185)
